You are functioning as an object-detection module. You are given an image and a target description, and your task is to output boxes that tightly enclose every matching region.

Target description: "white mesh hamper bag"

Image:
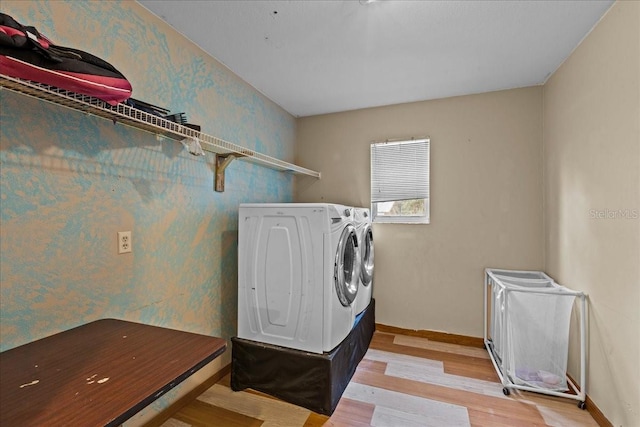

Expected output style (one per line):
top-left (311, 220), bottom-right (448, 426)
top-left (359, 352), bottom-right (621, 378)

top-left (490, 285), bottom-right (505, 360)
top-left (503, 282), bottom-right (576, 391)
top-left (488, 270), bottom-right (554, 363)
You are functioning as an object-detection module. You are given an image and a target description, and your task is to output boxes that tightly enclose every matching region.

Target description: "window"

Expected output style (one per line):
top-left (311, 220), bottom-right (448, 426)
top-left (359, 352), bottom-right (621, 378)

top-left (370, 138), bottom-right (430, 224)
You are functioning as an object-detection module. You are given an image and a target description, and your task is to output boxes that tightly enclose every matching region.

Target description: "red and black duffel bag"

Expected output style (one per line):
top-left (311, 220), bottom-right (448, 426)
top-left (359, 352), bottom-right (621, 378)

top-left (0, 13), bottom-right (132, 105)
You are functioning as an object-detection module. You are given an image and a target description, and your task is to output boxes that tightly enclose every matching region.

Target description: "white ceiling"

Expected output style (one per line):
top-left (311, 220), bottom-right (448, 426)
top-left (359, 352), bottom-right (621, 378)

top-left (138, 0), bottom-right (613, 118)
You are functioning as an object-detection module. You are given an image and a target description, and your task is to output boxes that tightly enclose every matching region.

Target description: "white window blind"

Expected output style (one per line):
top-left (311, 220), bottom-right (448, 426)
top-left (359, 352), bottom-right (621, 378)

top-left (370, 138), bottom-right (430, 203)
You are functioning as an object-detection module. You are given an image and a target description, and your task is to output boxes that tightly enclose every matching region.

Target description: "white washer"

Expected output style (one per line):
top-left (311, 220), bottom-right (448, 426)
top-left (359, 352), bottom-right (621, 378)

top-left (353, 207), bottom-right (374, 315)
top-left (237, 203), bottom-right (361, 354)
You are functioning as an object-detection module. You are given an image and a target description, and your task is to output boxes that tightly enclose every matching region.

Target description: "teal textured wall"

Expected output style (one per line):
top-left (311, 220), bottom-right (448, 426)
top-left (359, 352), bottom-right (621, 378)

top-left (0, 0), bottom-right (294, 364)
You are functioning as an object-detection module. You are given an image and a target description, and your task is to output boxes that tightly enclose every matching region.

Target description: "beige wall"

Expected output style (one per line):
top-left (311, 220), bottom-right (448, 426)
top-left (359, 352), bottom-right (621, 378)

top-left (543, 1), bottom-right (640, 425)
top-left (296, 87), bottom-right (544, 337)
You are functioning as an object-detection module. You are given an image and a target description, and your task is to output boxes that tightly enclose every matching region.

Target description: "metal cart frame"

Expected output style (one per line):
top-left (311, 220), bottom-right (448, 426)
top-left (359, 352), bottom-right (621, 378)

top-left (483, 268), bottom-right (588, 408)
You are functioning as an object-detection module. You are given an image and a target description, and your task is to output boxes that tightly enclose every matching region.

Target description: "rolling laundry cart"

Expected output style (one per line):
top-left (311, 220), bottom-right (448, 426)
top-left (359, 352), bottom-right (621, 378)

top-left (483, 268), bottom-right (587, 408)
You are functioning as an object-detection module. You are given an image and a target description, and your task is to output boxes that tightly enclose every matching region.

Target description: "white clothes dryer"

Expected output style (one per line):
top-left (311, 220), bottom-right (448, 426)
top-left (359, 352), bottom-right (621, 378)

top-left (237, 203), bottom-right (361, 354)
top-left (353, 207), bottom-right (374, 315)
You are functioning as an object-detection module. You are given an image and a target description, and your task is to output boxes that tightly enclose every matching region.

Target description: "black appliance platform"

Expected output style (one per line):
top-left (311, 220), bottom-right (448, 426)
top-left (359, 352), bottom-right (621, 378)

top-left (231, 299), bottom-right (375, 415)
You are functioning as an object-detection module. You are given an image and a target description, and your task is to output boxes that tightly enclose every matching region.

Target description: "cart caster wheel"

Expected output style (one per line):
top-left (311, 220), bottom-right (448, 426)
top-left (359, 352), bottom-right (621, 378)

top-left (503, 387), bottom-right (510, 396)
top-left (578, 401), bottom-right (586, 410)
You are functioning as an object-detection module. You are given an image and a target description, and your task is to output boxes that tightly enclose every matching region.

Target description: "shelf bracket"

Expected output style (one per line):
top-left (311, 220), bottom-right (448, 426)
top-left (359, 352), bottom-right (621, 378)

top-left (215, 153), bottom-right (237, 192)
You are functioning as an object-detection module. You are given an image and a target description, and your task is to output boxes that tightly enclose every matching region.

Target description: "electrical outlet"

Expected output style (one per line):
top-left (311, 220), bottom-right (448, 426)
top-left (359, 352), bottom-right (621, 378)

top-left (118, 231), bottom-right (132, 254)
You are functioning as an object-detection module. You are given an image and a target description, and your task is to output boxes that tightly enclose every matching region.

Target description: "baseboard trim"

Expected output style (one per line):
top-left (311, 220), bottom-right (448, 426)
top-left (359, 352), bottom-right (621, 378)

top-left (142, 363), bottom-right (232, 427)
top-left (375, 323), bottom-right (485, 348)
top-left (585, 395), bottom-right (613, 427)
top-left (566, 373), bottom-right (612, 427)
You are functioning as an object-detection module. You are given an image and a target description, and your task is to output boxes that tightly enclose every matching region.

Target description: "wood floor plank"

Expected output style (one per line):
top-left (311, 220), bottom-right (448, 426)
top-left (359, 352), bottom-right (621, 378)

top-left (467, 407), bottom-right (548, 427)
top-left (353, 358), bottom-right (387, 375)
top-left (172, 399), bottom-right (263, 427)
top-left (509, 392), bottom-right (599, 427)
top-left (325, 397), bottom-right (375, 426)
top-left (351, 368), bottom-right (547, 425)
top-left (393, 334), bottom-right (490, 359)
top-left (370, 333), bottom-right (493, 368)
top-left (160, 419), bottom-right (191, 427)
top-left (375, 352), bottom-right (506, 399)
top-left (302, 412), bottom-right (330, 427)
top-left (198, 384), bottom-right (311, 427)
top-left (371, 334), bottom-right (500, 382)
top-left (364, 348), bottom-right (444, 374)
top-left (443, 359), bottom-right (501, 382)
top-left (344, 382), bottom-right (470, 426)
top-left (372, 405), bottom-right (467, 427)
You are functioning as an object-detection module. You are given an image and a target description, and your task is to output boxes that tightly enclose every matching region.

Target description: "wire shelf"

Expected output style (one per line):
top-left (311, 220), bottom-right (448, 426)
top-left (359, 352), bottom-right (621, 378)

top-left (0, 74), bottom-right (321, 179)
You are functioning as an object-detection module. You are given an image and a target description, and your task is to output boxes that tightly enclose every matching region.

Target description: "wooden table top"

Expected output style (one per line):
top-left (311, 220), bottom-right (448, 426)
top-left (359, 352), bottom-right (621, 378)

top-left (0, 318), bottom-right (227, 426)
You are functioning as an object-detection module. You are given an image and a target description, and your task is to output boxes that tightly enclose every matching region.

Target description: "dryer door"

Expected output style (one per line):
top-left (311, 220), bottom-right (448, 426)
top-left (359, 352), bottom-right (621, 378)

top-left (360, 224), bottom-right (374, 287)
top-left (334, 224), bottom-right (361, 306)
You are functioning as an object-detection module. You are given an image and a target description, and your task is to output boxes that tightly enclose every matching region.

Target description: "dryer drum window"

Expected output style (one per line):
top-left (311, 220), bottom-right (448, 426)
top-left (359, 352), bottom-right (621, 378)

top-left (335, 225), bottom-right (361, 307)
top-left (360, 227), bottom-right (374, 287)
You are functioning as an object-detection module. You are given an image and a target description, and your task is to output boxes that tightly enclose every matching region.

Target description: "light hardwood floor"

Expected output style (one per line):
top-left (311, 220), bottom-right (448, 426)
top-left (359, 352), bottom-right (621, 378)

top-left (161, 331), bottom-right (598, 426)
